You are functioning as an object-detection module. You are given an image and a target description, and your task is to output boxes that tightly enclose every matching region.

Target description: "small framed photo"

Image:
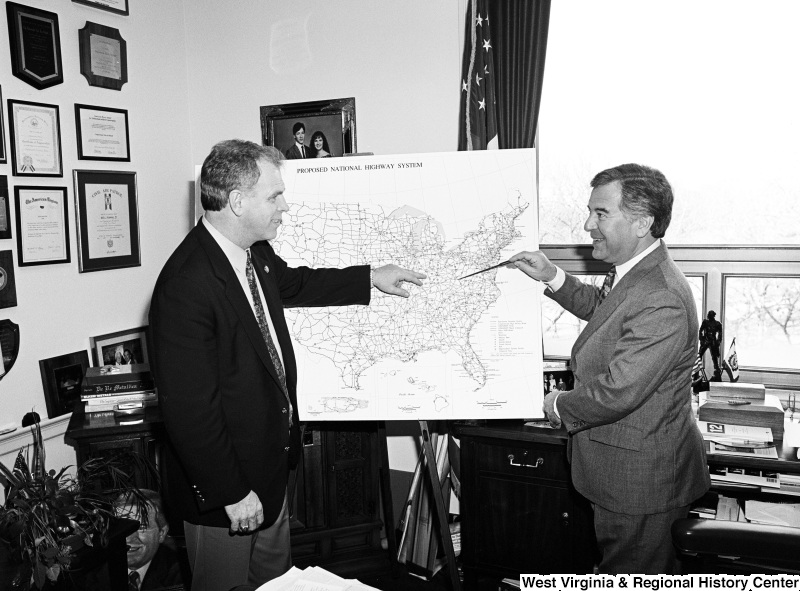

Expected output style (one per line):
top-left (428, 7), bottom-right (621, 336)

top-left (6, 2), bottom-right (63, 90)
top-left (0, 175), bottom-right (10, 240)
top-left (543, 369), bottom-right (574, 395)
top-left (39, 350), bottom-right (90, 418)
top-left (73, 169), bottom-right (140, 272)
top-left (0, 250), bottom-right (18, 309)
top-left (8, 99), bottom-right (63, 177)
top-left (72, 0), bottom-right (129, 16)
top-left (78, 22), bottom-right (128, 91)
top-left (75, 104), bottom-right (130, 161)
top-left (14, 186), bottom-right (70, 266)
top-left (260, 97), bottom-right (356, 160)
top-left (90, 325), bottom-right (149, 366)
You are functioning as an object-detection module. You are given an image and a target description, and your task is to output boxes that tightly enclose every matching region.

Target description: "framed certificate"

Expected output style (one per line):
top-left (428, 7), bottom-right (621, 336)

top-left (8, 99), bottom-right (63, 177)
top-left (13, 186), bottom-right (70, 266)
top-left (75, 104), bottom-right (130, 161)
top-left (73, 170), bottom-right (140, 272)
top-left (72, 0), bottom-right (129, 17)
top-left (78, 22), bottom-right (128, 91)
top-left (0, 86), bottom-right (6, 164)
top-left (6, 2), bottom-right (63, 90)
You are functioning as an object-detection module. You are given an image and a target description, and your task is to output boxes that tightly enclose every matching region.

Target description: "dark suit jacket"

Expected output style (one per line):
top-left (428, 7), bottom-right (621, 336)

top-left (547, 242), bottom-right (710, 515)
top-left (140, 544), bottom-right (185, 591)
top-left (284, 144), bottom-right (309, 159)
top-left (149, 220), bottom-right (370, 528)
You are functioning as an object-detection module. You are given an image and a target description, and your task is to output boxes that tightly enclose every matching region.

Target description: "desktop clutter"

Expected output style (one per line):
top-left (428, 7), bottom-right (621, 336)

top-left (80, 363), bottom-right (156, 422)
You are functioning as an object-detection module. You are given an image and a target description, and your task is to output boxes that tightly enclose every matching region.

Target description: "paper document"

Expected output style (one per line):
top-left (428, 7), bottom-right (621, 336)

top-left (745, 500), bottom-right (800, 528)
top-left (709, 441), bottom-right (779, 458)
top-left (697, 421), bottom-right (773, 444)
top-left (256, 566), bottom-right (380, 591)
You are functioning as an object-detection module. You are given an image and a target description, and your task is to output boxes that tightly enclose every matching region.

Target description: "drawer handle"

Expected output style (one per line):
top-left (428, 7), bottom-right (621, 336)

top-left (508, 454), bottom-right (543, 468)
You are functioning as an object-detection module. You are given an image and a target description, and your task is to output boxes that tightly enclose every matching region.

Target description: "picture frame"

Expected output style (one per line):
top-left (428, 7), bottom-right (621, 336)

top-left (14, 186), bottom-right (70, 266)
top-left (75, 104), bottom-right (130, 161)
top-left (0, 86), bottom-right (6, 164)
top-left (90, 325), bottom-right (149, 367)
top-left (78, 21), bottom-right (128, 91)
top-left (260, 97), bottom-right (356, 159)
top-left (39, 350), bottom-right (90, 418)
top-left (73, 170), bottom-right (140, 273)
top-left (72, 0), bottom-right (129, 17)
top-left (5, 2), bottom-right (63, 90)
top-left (0, 176), bottom-right (10, 240)
top-left (0, 250), bottom-right (18, 309)
top-left (8, 99), bottom-right (63, 177)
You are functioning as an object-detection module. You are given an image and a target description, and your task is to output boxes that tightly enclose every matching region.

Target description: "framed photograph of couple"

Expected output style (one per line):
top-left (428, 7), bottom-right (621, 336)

top-left (73, 170), bottom-right (140, 272)
top-left (260, 97), bottom-right (356, 160)
top-left (89, 326), bottom-right (149, 367)
top-left (39, 350), bottom-right (90, 418)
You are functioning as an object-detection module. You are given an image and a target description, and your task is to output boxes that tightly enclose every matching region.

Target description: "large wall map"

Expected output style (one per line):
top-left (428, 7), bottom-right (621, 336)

top-left (275, 149), bottom-right (543, 420)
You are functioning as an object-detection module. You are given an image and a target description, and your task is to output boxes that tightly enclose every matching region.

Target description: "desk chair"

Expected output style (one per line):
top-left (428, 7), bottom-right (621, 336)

top-left (672, 518), bottom-right (800, 574)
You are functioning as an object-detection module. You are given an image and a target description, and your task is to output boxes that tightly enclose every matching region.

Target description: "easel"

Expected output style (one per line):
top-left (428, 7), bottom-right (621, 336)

top-left (377, 420), bottom-right (461, 591)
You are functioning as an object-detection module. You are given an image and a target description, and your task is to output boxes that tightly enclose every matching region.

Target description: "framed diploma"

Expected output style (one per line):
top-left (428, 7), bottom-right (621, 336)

top-left (78, 22), bottom-right (128, 91)
top-left (13, 186), bottom-right (70, 267)
top-left (73, 170), bottom-right (140, 273)
top-left (8, 99), bottom-right (63, 178)
top-left (5, 2), bottom-right (63, 90)
top-left (75, 104), bottom-right (130, 161)
top-left (0, 86), bottom-right (6, 164)
top-left (72, 0), bottom-right (129, 17)
top-left (0, 176), bottom-right (10, 240)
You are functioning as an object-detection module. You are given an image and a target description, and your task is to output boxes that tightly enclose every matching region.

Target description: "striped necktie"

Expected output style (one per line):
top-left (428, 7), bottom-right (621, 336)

top-left (128, 571), bottom-right (140, 591)
top-left (246, 250), bottom-right (293, 428)
top-left (600, 266), bottom-right (616, 301)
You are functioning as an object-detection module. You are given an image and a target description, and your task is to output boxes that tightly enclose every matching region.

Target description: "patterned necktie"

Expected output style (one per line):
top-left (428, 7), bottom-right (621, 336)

top-left (128, 571), bottom-right (140, 591)
top-left (599, 266), bottom-right (616, 301)
top-left (246, 250), bottom-right (293, 428)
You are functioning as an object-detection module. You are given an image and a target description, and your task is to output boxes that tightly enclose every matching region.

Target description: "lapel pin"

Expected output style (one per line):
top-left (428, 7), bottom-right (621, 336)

top-left (263, 265), bottom-right (269, 274)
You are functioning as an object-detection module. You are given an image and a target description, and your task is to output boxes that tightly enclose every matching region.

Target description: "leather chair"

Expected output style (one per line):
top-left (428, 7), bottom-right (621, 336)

top-left (672, 518), bottom-right (800, 574)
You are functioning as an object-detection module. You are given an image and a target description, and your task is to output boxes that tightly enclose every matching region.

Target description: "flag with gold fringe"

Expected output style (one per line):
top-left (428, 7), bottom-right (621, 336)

top-left (722, 337), bottom-right (740, 382)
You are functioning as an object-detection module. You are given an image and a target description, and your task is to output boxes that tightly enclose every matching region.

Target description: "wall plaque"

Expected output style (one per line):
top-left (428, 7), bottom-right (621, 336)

top-left (6, 2), bottom-right (63, 90)
top-left (0, 319), bottom-right (20, 379)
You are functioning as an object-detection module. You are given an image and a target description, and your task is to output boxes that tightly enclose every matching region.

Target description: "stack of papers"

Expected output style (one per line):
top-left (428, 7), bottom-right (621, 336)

top-left (745, 500), bottom-right (800, 528)
top-left (709, 466), bottom-right (780, 489)
top-left (697, 421), bottom-right (773, 444)
top-left (255, 566), bottom-right (379, 591)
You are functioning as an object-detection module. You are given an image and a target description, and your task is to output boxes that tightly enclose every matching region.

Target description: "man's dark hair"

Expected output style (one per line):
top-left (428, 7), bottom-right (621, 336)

top-left (707, 311), bottom-right (716, 318)
top-left (590, 163), bottom-right (673, 238)
top-left (117, 488), bottom-right (168, 530)
top-left (292, 121), bottom-right (305, 135)
top-left (200, 139), bottom-right (283, 211)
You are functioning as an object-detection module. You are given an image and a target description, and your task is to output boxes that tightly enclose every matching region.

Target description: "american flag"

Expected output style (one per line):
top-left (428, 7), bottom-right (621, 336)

top-left (12, 448), bottom-right (29, 478)
top-left (458, 0), bottom-right (498, 150)
top-left (723, 338), bottom-right (740, 382)
top-left (692, 354), bottom-right (703, 377)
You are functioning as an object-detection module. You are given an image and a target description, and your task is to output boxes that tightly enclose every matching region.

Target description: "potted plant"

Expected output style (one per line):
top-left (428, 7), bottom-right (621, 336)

top-left (0, 420), bottom-right (152, 590)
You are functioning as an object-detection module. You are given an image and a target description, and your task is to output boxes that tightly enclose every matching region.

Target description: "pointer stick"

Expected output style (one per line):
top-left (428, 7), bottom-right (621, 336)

top-left (458, 259), bottom-right (514, 280)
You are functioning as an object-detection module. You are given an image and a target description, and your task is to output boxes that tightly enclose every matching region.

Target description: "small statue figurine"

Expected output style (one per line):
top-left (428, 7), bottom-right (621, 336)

top-left (698, 310), bottom-right (723, 381)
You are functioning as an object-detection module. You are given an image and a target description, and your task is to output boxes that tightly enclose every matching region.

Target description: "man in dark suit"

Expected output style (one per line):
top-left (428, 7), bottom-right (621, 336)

top-left (283, 121), bottom-right (310, 159)
top-left (149, 139), bottom-right (425, 591)
top-left (119, 489), bottom-right (186, 591)
top-left (508, 164), bottom-right (709, 574)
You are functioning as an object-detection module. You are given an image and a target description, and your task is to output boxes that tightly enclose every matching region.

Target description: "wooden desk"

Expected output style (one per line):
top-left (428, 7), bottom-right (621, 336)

top-left (453, 421), bottom-right (597, 588)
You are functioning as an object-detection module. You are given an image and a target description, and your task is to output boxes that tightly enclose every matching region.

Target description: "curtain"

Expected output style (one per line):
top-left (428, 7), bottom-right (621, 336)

top-left (458, 0), bottom-right (551, 150)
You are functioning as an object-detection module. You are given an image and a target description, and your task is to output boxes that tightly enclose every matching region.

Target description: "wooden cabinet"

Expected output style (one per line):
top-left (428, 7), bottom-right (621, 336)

top-left (455, 421), bottom-right (597, 588)
top-left (289, 422), bottom-right (389, 577)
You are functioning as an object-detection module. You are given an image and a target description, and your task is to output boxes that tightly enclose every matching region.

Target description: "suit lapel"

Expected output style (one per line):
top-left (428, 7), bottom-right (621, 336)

top-left (194, 222), bottom-right (282, 387)
top-left (572, 243), bottom-right (668, 357)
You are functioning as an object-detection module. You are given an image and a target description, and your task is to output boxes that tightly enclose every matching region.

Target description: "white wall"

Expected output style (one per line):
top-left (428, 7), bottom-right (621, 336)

top-left (1, 0), bottom-right (466, 477)
top-left (0, 1), bottom-right (193, 470)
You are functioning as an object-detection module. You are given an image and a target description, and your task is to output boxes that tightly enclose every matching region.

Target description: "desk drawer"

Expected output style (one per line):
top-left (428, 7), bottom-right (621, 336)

top-left (475, 443), bottom-right (569, 482)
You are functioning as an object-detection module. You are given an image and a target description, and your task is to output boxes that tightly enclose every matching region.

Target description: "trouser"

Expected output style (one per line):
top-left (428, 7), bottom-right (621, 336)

top-left (592, 503), bottom-right (690, 574)
top-left (184, 493), bottom-right (291, 591)
top-left (699, 342), bottom-right (721, 371)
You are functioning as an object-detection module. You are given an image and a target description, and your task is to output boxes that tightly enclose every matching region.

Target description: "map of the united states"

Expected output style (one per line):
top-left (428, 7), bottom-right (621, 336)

top-left (273, 199), bottom-right (527, 391)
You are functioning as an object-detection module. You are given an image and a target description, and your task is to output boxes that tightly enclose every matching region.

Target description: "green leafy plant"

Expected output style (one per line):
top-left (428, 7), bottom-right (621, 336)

top-left (0, 421), bottom-right (152, 590)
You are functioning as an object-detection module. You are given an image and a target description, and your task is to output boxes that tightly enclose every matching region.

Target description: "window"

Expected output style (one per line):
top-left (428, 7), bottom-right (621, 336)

top-left (537, 1), bottom-right (800, 387)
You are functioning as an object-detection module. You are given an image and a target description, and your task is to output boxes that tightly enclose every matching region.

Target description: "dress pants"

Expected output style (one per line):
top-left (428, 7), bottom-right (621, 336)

top-left (184, 493), bottom-right (291, 591)
top-left (593, 503), bottom-right (689, 574)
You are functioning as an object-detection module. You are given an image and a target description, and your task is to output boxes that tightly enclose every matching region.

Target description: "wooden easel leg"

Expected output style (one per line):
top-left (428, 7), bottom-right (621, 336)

top-left (419, 420), bottom-right (462, 591)
top-left (377, 420), bottom-right (399, 576)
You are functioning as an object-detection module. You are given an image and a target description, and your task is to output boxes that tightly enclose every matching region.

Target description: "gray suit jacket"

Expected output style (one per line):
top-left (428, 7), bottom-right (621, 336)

top-left (548, 242), bottom-right (710, 515)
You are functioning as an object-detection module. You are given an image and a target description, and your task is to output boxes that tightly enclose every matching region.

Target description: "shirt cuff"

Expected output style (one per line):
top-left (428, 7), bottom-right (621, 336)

top-left (369, 266), bottom-right (375, 290)
top-left (545, 266), bottom-right (566, 292)
top-left (552, 392), bottom-right (561, 418)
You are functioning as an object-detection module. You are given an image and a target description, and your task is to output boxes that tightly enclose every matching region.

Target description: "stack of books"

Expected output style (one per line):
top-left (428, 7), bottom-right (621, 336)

top-left (81, 363), bottom-right (156, 415)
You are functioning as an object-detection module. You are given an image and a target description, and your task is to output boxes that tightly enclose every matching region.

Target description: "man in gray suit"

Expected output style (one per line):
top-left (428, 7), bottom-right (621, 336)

top-left (509, 163), bottom-right (709, 574)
